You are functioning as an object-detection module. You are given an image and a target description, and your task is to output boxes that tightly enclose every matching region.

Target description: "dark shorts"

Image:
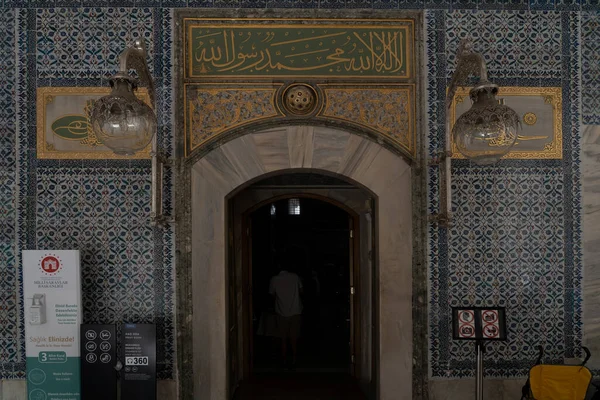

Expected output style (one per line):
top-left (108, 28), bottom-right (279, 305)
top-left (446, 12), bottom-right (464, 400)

top-left (276, 314), bottom-right (301, 340)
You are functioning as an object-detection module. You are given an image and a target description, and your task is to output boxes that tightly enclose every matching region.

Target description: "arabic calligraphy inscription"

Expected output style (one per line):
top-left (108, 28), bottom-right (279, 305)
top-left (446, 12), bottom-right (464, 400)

top-left (187, 23), bottom-right (411, 78)
top-left (37, 87), bottom-right (151, 159)
top-left (450, 86), bottom-right (562, 160)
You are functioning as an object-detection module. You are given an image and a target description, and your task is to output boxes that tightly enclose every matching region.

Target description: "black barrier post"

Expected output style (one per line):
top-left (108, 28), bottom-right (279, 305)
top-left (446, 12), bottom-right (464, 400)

top-left (452, 307), bottom-right (507, 400)
top-left (81, 324), bottom-right (117, 400)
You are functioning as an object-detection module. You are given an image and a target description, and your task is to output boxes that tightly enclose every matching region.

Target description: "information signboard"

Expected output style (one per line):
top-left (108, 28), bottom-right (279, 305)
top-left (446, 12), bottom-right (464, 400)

top-left (121, 323), bottom-right (156, 400)
top-left (23, 250), bottom-right (82, 400)
top-left (81, 324), bottom-right (116, 400)
top-left (452, 307), bottom-right (507, 341)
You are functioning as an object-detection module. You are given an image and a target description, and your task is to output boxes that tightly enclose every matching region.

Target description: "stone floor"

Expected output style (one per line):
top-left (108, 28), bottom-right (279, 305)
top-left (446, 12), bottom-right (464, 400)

top-left (232, 372), bottom-right (368, 400)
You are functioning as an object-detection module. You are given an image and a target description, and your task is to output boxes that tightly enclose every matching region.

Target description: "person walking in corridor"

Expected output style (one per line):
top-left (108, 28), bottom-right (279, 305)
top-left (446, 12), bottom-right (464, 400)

top-left (269, 264), bottom-right (303, 369)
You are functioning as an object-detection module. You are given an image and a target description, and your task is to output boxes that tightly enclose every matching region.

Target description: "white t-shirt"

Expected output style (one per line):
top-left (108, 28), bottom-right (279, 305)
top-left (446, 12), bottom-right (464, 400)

top-left (269, 271), bottom-right (303, 317)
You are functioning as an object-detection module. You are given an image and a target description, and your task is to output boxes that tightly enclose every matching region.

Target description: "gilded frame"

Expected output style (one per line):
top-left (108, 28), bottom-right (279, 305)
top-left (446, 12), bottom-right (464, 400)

top-left (36, 87), bottom-right (152, 160)
top-left (449, 86), bottom-right (563, 160)
top-left (183, 18), bottom-right (414, 80)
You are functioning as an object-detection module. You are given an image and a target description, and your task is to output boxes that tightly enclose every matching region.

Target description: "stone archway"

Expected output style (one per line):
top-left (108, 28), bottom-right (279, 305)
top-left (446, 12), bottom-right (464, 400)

top-left (184, 125), bottom-right (413, 400)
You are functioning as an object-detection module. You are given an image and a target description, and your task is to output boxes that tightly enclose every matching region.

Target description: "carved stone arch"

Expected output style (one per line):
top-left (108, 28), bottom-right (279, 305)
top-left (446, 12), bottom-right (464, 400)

top-left (176, 125), bottom-right (418, 400)
top-left (183, 118), bottom-right (416, 169)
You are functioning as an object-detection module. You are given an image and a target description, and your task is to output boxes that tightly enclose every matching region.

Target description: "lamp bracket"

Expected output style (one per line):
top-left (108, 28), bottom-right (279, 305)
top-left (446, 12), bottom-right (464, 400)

top-left (428, 149), bottom-right (452, 166)
top-left (446, 39), bottom-right (489, 111)
top-left (428, 213), bottom-right (452, 228)
top-left (117, 40), bottom-right (155, 108)
top-left (151, 147), bottom-right (176, 227)
top-left (433, 38), bottom-right (491, 227)
top-left (152, 215), bottom-right (176, 226)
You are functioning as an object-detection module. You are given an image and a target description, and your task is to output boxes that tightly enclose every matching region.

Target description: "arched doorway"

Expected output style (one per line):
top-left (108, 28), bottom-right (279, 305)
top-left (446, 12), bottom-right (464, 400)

top-left (230, 181), bottom-right (372, 399)
top-left (181, 125), bottom-right (413, 400)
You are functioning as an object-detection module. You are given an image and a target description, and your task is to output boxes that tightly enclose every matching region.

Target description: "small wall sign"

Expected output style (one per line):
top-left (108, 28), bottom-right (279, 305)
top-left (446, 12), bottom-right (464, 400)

top-left (452, 307), bottom-right (507, 341)
top-left (121, 324), bottom-right (156, 400)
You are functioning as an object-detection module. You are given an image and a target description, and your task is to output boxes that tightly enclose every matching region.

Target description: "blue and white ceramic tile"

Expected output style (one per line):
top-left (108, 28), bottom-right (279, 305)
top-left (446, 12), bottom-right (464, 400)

top-left (445, 10), bottom-right (562, 80)
top-left (0, 9), bottom-right (19, 375)
top-left (33, 167), bottom-right (173, 377)
top-left (555, 0), bottom-right (580, 10)
top-left (36, 8), bottom-right (155, 80)
top-left (582, 12), bottom-right (600, 125)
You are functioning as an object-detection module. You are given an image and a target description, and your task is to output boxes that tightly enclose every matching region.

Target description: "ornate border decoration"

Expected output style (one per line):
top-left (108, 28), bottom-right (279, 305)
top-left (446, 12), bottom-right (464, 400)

top-left (321, 84), bottom-right (415, 157)
top-left (184, 83), bottom-right (281, 155)
top-left (36, 87), bottom-right (152, 160)
top-left (184, 83), bottom-right (416, 158)
top-left (450, 86), bottom-right (563, 160)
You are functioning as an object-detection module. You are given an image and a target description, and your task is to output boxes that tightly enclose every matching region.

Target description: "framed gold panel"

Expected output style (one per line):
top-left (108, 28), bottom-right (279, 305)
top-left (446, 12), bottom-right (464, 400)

top-left (37, 87), bottom-right (152, 160)
top-left (450, 86), bottom-right (562, 160)
top-left (183, 18), bottom-right (414, 80)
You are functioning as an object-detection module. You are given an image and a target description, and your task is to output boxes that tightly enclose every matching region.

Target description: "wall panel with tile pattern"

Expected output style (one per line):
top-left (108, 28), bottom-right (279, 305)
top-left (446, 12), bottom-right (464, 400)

top-left (0, 0), bottom-right (597, 385)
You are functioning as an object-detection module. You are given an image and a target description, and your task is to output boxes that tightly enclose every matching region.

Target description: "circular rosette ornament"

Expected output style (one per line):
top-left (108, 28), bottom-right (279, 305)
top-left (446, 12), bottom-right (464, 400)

top-left (282, 84), bottom-right (318, 115)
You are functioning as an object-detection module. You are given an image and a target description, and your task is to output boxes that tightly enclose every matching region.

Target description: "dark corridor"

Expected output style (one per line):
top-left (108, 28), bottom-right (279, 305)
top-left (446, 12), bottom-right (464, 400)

top-left (250, 197), bottom-right (352, 372)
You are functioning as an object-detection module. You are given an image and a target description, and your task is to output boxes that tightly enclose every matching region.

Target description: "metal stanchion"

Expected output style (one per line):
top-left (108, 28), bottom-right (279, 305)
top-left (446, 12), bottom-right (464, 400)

top-left (452, 307), bottom-right (506, 400)
top-left (475, 340), bottom-right (484, 400)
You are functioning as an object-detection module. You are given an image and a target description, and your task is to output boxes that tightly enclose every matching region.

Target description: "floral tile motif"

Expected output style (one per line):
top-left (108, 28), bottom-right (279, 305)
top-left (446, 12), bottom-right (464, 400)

top-left (36, 8), bottom-right (154, 80)
top-left (446, 10), bottom-right (563, 80)
top-left (428, 9), bottom-right (582, 378)
top-left (555, 0), bottom-right (580, 10)
top-left (582, 12), bottom-right (600, 125)
top-left (0, 9), bottom-right (19, 375)
top-left (447, 167), bottom-right (565, 372)
top-left (34, 167), bottom-right (173, 376)
top-left (0, 9), bottom-right (16, 170)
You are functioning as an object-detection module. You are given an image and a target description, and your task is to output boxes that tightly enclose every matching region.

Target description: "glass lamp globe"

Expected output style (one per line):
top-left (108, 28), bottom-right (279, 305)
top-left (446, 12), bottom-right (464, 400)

top-left (91, 72), bottom-right (156, 156)
top-left (452, 83), bottom-right (520, 165)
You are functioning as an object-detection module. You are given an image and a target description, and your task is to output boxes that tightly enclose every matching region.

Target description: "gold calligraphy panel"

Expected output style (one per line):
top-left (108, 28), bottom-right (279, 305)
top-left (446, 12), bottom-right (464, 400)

top-left (37, 87), bottom-right (151, 159)
top-left (184, 19), bottom-right (413, 79)
top-left (185, 84), bottom-right (281, 154)
top-left (450, 87), bottom-right (562, 160)
top-left (321, 85), bottom-right (415, 156)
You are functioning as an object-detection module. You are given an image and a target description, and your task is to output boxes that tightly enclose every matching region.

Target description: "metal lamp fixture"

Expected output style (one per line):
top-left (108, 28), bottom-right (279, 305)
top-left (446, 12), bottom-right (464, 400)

top-left (91, 40), bottom-right (157, 156)
top-left (433, 39), bottom-right (521, 226)
top-left (91, 71), bottom-right (156, 156)
top-left (452, 82), bottom-right (520, 166)
top-left (90, 40), bottom-right (172, 226)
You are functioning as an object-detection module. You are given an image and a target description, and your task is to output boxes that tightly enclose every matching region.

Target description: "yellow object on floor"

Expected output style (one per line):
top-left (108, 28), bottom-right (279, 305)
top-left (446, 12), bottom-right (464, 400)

top-left (528, 364), bottom-right (592, 400)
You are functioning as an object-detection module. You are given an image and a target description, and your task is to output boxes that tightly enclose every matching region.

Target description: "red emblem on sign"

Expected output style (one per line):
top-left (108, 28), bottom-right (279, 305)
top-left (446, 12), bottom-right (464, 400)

top-left (482, 310), bottom-right (498, 324)
top-left (481, 310), bottom-right (500, 339)
top-left (458, 310), bottom-right (476, 338)
top-left (40, 255), bottom-right (61, 275)
top-left (483, 323), bottom-right (500, 339)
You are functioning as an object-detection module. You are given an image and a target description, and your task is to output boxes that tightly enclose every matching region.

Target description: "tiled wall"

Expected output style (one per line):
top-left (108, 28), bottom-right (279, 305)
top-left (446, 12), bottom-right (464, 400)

top-left (582, 12), bottom-right (600, 125)
top-left (0, 0), bottom-right (598, 383)
top-left (428, 9), bottom-right (585, 377)
top-left (0, 7), bottom-right (176, 380)
top-left (0, 8), bottom-right (19, 379)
